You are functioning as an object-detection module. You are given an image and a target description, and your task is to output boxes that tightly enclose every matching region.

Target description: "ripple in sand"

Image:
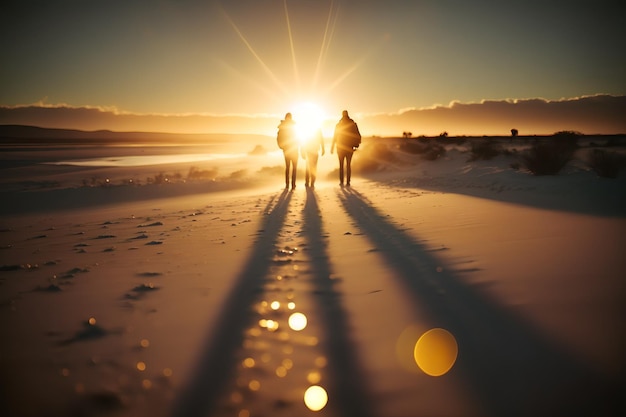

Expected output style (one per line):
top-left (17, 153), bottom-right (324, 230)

top-left (60, 267), bottom-right (90, 279)
top-left (137, 271), bottom-right (162, 277)
top-left (138, 221), bottom-right (164, 228)
top-left (129, 233), bottom-right (149, 240)
top-left (145, 241), bottom-right (163, 246)
top-left (132, 283), bottom-right (159, 292)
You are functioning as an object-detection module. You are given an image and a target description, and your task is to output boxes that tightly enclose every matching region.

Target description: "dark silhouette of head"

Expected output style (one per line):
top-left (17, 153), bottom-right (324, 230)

top-left (285, 112), bottom-right (292, 120)
top-left (342, 110), bottom-right (349, 118)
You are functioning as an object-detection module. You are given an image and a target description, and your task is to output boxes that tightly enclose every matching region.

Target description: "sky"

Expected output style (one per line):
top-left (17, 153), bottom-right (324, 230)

top-left (1, 0), bottom-right (625, 136)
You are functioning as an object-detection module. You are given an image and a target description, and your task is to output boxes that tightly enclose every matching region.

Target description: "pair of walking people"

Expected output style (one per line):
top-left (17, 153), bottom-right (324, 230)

top-left (277, 110), bottom-right (361, 189)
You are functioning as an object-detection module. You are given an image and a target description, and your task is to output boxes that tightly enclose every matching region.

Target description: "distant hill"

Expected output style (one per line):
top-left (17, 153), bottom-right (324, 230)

top-left (0, 125), bottom-right (270, 144)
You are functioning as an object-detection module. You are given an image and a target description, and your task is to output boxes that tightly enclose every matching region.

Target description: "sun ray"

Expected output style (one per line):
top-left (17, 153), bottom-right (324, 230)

top-left (218, 6), bottom-right (290, 98)
top-left (312, 0), bottom-right (339, 91)
top-left (322, 33), bottom-right (390, 97)
top-left (217, 2), bottom-right (388, 117)
top-left (283, 0), bottom-right (301, 92)
top-left (213, 58), bottom-right (284, 107)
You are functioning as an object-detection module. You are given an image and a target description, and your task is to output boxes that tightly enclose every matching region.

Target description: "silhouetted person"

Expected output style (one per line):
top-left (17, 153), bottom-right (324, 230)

top-left (302, 128), bottom-right (325, 188)
top-left (277, 112), bottom-right (298, 189)
top-left (330, 110), bottom-right (361, 186)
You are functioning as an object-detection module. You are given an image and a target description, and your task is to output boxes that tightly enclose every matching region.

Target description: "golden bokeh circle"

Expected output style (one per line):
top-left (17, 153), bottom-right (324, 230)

top-left (304, 385), bottom-right (328, 411)
top-left (413, 328), bottom-right (458, 376)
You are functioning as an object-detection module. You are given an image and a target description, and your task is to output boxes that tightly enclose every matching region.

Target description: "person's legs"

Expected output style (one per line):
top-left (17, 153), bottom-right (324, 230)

top-left (290, 157), bottom-right (298, 189)
top-left (283, 153), bottom-right (290, 188)
top-left (338, 154), bottom-right (344, 184)
top-left (345, 151), bottom-right (353, 186)
top-left (304, 154), bottom-right (310, 186)
top-left (308, 153), bottom-right (319, 186)
top-left (338, 151), bottom-right (347, 185)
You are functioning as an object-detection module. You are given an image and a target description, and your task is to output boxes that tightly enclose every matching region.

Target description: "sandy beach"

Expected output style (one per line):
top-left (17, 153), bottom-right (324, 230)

top-left (1, 135), bottom-right (625, 417)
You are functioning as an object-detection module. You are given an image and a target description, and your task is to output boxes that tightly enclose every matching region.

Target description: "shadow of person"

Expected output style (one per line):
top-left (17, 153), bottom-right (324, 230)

top-left (337, 186), bottom-right (621, 417)
top-left (170, 189), bottom-right (292, 417)
top-left (303, 186), bottom-right (375, 417)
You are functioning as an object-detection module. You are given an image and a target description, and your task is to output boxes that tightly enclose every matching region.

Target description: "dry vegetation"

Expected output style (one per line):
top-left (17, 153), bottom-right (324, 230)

top-left (353, 132), bottom-right (626, 178)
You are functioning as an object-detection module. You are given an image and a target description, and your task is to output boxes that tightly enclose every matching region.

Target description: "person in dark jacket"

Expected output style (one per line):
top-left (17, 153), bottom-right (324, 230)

top-left (330, 110), bottom-right (361, 186)
top-left (277, 112), bottom-right (299, 189)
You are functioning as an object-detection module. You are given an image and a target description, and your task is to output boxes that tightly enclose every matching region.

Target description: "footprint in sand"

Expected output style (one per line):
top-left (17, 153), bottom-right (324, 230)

top-left (58, 317), bottom-right (116, 345)
top-left (138, 221), bottom-right (164, 228)
top-left (123, 283), bottom-right (161, 301)
top-left (59, 267), bottom-right (90, 279)
top-left (93, 234), bottom-right (116, 240)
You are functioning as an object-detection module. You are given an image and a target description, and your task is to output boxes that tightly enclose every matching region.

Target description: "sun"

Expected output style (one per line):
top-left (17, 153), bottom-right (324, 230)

top-left (291, 101), bottom-right (326, 143)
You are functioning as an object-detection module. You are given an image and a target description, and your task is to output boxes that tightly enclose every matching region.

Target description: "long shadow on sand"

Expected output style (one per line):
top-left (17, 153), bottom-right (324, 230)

top-left (303, 187), bottom-right (375, 417)
top-left (337, 186), bottom-right (621, 417)
top-left (170, 189), bottom-right (292, 417)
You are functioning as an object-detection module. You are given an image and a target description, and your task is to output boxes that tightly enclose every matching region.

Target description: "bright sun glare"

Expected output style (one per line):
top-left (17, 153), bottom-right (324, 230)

top-left (291, 101), bottom-right (325, 142)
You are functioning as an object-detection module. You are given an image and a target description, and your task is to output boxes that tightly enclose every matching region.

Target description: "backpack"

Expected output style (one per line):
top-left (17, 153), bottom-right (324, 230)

top-left (346, 121), bottom-right (361, 148)
top-left (277, 127), bottom-right (287, 150)
top-left (277, 123), bottom-right (294, 150)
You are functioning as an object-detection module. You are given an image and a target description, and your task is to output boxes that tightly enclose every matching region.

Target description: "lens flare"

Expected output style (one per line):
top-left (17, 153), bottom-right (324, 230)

top-left (395, 325), bottom-right (422, 373)
top-left (288, 312), bottom-right (308, 331)
top-left (304, 385), bottom-right (328, 411)
top-left (307, 370), bottom-right (321, 384)
top-left (414, 328), bottom-right (458, 377)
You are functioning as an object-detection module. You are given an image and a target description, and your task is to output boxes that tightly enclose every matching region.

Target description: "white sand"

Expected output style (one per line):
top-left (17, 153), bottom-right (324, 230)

top-left (1, 138), bottom-right (624, 417)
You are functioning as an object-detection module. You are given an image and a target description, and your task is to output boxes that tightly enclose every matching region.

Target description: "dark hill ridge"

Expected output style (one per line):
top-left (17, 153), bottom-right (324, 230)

top-left (2, 124), bottom-right (624, 146)
top-left (0, 125), bottom-right (270, 145)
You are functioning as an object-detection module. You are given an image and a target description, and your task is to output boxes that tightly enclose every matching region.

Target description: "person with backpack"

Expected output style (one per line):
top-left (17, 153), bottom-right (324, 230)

top-left (330, 110), bottom-right (361, 186)
top-left (277, 112), bottom-right (299, 189)
top-left (301, 127), bottom-right (325, 188)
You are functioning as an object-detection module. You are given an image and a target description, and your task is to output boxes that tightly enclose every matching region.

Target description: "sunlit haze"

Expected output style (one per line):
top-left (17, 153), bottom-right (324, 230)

top-left (291, 102), bottom-right (326, 140)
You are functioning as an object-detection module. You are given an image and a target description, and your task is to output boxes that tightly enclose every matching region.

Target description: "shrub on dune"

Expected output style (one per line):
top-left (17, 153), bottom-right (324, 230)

top-left (399, 138), bottom-right (445, 161)
top-left (522, 131), bottom-right (579, 175)
top-left (187, 166), bottom-right (218, 180)
top-left (588, 149), bottom-right (624, 178)
top-left (468, 139), bottom-right (500, 161)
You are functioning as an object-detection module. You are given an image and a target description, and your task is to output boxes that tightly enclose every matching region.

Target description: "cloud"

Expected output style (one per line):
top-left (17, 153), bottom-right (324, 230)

top-left (362, 95), bottom-right (626, 136)
top-left (1, 95), bottom-right (625, 136)
top-left (0, 103), bottom-right (280, 136)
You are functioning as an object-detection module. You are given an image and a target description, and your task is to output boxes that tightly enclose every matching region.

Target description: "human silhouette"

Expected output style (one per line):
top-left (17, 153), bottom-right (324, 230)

top-left (301, 128), bottom-right (325, 188)
top-left (277, 112), bottom-right (299, 189)
top-left (330, 110), bottom-right (361, 186)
